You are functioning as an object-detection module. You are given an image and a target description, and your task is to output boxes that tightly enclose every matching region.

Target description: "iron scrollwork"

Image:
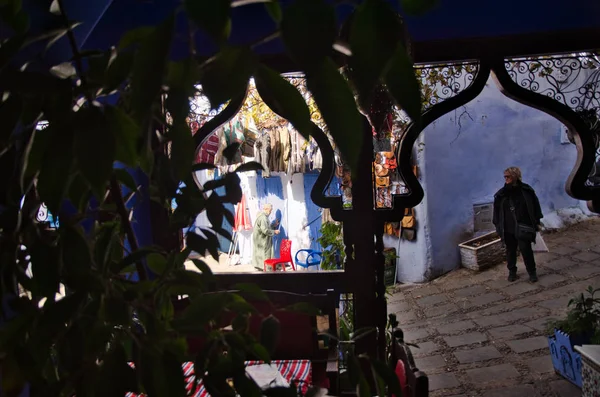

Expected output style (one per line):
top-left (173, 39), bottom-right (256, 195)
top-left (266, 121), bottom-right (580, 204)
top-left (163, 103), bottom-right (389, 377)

top-left (415, 62), bottom-right (480, 112)
top-left (505, 54), bottom-right (600, 187)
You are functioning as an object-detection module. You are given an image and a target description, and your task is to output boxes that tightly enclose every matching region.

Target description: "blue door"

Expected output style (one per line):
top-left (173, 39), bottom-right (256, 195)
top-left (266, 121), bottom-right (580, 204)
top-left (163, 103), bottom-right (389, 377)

top-left (303, 173), bottom-right (322, 252)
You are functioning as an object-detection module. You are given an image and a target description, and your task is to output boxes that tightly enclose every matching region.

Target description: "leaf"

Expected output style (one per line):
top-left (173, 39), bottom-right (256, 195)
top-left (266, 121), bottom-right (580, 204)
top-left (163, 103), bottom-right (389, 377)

top-left (74, 107), bottom-right (115, 198)
top-left (254, 64), bottom-right (312, 140)
top-left (205, 194), bottom-right (224, 230)
top-left (371, 360), bottom-right (403, 397)
top-left (118, 26), bottom-right (154, 49)
top-left (306, 58), bottom-right (362, 173)
top-left (114, 168), bottom-right (138, 192)
top-left (95, 343), bottom-right (138, 396)
top-left (233, 372), bottom-right (262, 397)
top-left (349, 0), bottom-right (403, 108)
top-left (203, 178), bottom-right (227, 192)
top-left (146, 253), bottom-right (168, 276)
top-left (233, 283), bottom-right (269, 301)
top-left (190, 258), bottom-right (214, 278)
top-left (260, 315), bottom-right (280, 355)
top-left (50, 62), bottom-right (77, 79)
top-left (130, 15), bottom-right (174, 122)
top-left (105, 106), bottom-right (141, 166)
top-left (174, 292), bottom-right (233, 329)
top-left (247, 343), bottom-right (271, 363)
top-left (186, 231), bottom-right (219, 261)
top-left (37, 127), bottom-right (74, 213)
top-left (265, 1), bottom-right (282, 23)
top-left (29, 242), bottom-right (61, 298)
top-left (104, 51), bottom-right (134, 93)
top-left (384, 44), bottom-right (422, 124)
top-left (234, 161), bottom-right (263, 173)
top-left (170, 120), bottom-right (195, 180)
top-left (280, 0), bottom-right (335, 68)
top-left (222, 142), bottom-right (241, 163)
top-left (192, 163), bottom-right (217, 171)
top-left (0, 94), bottom-right (22, 149)
top-left (184, 0), bottom-right (231, 42)
top-left (223, 173), bottom-right (242, 204)
top-left (67, 173), bottom-right (91, 212)
top-left (399, 0), bottom-right (439, 15)
top-left (61, 224), bottom-right (92, 279)
top-left (199, 47), bottom-right (254, 109)
top-left (114, 247), bottom-right (161, 274)
top-left (0, 34), bottom-right (25, 70)
top-left (49, 0), bottom-right (60, 15)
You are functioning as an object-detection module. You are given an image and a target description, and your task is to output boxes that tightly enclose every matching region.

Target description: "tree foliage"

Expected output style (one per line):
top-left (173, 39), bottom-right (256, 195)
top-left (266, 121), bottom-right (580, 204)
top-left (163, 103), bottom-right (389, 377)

top-left (0, 0), bottom-right (428, 395)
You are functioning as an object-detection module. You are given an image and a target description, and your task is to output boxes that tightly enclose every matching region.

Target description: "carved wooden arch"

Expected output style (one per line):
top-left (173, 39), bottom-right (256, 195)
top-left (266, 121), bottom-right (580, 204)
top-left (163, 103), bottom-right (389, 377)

top-left (395, 56), bottom-right (600, 213)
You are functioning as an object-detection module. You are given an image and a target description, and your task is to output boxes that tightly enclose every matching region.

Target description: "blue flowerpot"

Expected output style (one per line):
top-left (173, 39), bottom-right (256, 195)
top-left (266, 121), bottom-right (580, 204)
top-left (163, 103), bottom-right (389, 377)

top-left (548, 329), bottom-right (585, 388)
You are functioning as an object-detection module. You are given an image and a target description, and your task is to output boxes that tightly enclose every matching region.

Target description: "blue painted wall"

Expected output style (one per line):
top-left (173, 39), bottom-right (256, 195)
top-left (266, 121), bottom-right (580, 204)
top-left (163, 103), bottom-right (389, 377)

top-left (397, 77), bottom-right (589, 282)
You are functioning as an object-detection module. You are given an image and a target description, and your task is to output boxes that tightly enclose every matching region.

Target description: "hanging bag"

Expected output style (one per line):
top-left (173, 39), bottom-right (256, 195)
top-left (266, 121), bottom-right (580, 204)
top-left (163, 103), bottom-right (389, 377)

top-left (401, 208), bottom-right (415, 229)
top-left (508, 197), bottom-right (536, 242)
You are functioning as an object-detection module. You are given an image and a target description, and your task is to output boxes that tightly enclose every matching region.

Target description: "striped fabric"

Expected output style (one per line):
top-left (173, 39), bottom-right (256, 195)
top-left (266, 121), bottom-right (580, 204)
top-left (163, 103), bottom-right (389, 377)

top-left (125, 360), bottom-right (312, 397)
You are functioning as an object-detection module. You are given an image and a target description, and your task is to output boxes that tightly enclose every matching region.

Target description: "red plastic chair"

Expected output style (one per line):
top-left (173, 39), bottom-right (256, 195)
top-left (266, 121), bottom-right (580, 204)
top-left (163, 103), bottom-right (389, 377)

top-left (264, 239), bottom-right (295, 272)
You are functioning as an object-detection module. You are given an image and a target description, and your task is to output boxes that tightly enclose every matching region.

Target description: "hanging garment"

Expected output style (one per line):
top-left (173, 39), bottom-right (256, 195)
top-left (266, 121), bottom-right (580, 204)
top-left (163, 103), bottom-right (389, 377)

top-left (254, 132), bottom-right (271, 177)
top-left (196, 133), bottom-right (220, 164)
top-left (213, 127), bottom-right (229, 167)
top-left (234, 194), bottom-right (252, 232)
top-left (222, 119), bottom-right (245, 164)
top-left (313, 148), bottom-right (323, 170)
top-left (287, 129), bottom-right (305, 174)
top-left (279, 126), bottom-right (291, 172)
top-left (268, 128), bottom-right (282, 172)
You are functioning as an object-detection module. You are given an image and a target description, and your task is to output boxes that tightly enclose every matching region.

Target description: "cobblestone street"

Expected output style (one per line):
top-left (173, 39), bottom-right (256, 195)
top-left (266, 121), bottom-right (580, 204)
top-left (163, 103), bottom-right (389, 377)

top-left (388, 218), bottom-right (600, 397)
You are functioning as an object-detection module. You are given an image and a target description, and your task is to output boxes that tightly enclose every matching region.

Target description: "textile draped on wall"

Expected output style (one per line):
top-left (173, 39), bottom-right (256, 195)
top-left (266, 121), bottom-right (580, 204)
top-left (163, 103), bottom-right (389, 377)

top-left (256, 173), bottom-right (286, 258)
top-left (303, 173), bottom-right (322, 252)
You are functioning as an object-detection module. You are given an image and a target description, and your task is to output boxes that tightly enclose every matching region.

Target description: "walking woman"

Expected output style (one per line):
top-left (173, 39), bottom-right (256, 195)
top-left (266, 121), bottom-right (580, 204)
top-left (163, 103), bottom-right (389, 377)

top-left (493, 167), bottom-right (543, 282)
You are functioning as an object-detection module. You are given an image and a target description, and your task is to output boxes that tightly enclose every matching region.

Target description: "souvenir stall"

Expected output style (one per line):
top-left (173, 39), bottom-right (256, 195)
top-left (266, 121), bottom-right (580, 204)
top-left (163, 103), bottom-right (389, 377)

top-left (189, 107), bottom-right (348, 270)
top-left (187, 85), bottom-right (420, 273)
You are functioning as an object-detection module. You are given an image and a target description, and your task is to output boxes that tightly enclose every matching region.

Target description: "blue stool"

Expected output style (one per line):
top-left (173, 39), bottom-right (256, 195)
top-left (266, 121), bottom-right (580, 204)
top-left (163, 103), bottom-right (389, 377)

top-left (295, 249), bottom-right (322, 270)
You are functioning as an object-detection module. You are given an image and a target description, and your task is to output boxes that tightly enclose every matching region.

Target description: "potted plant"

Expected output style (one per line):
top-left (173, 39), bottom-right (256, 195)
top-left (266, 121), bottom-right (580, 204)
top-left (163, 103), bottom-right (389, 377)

top-left (546, 286), bottom-right (600, 388)
top-left (317, 221), bottom-right (346, 270)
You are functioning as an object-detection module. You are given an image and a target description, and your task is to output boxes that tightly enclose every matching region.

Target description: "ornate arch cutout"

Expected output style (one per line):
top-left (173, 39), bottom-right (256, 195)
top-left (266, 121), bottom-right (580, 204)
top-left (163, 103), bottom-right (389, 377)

top-left (395, 53), bottom-right (600, 213)
top-left (492, 55), bottom-right (600, 204)
top-left (188, 81), bottom-right (343, 220)
top-left (394, 60), bottom-right (491, 211)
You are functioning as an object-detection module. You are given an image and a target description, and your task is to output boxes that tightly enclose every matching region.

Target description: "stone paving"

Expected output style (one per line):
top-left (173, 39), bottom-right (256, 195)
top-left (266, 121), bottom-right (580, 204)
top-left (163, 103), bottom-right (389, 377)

top-left (388, 218), bottom-right (600, 397)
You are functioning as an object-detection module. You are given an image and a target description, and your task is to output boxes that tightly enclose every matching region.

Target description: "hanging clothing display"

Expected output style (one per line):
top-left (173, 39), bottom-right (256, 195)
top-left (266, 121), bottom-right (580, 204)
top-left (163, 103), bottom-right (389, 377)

top-left (254, 132), bottom-right (271, 177)
top-left (288, 129), bottom-right (306, 174)
top-left (268, 128), bottom-right (283, 172)
top-left (196, 133), bottom-right (220, 164)
top-left (279, 126), bottom-right (291, 172)
top-left (213, 127), bottom-right (229, 168)
top-left (222, 119), bottom-right (245, 164)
